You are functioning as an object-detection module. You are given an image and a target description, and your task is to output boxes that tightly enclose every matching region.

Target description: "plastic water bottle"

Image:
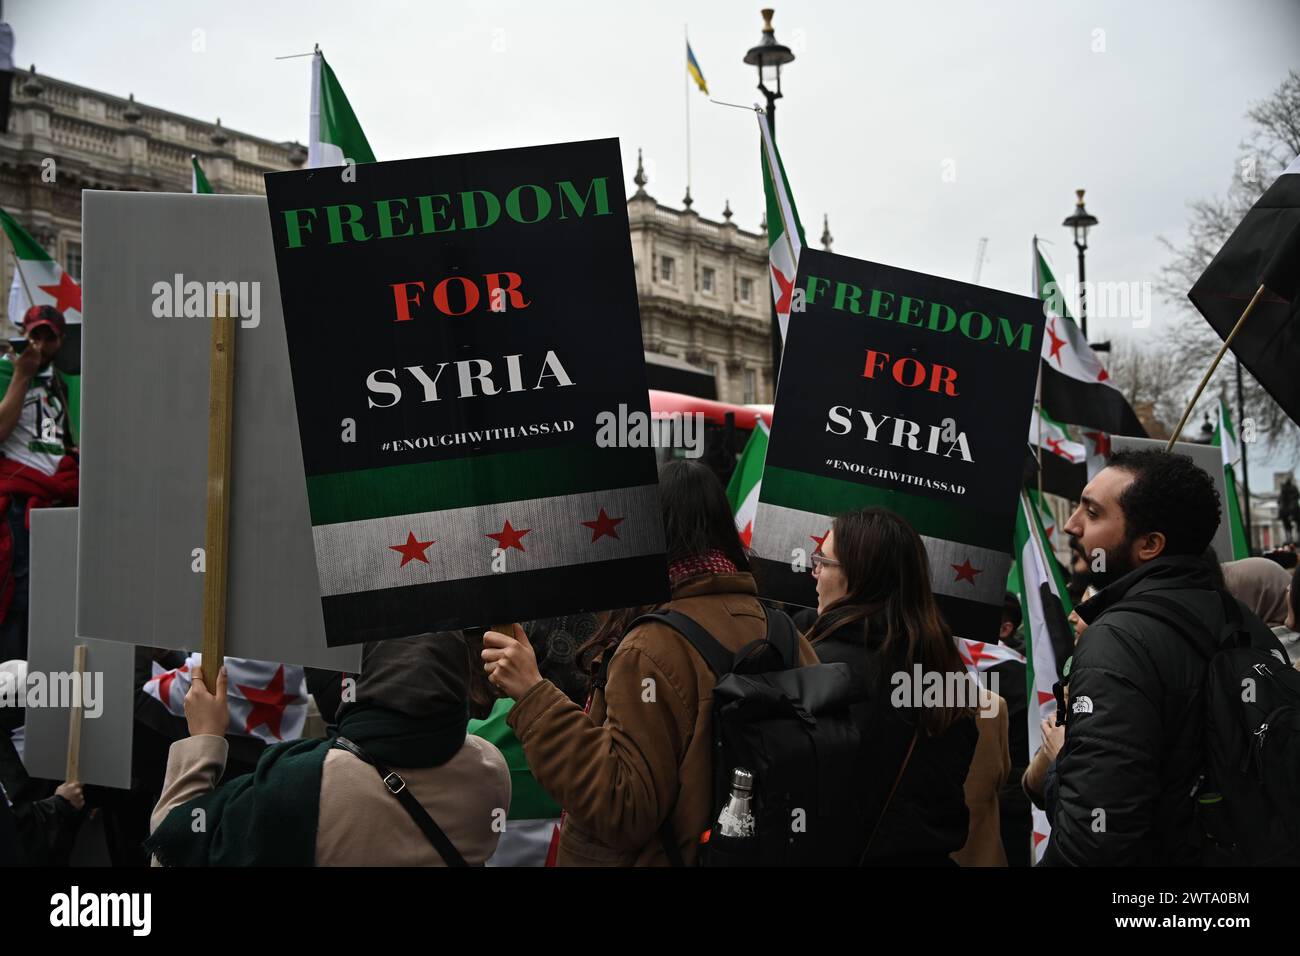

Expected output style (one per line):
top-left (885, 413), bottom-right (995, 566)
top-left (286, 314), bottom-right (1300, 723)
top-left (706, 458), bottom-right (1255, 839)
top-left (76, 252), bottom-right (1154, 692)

top-left (716, 768), bottom-right (755, 838)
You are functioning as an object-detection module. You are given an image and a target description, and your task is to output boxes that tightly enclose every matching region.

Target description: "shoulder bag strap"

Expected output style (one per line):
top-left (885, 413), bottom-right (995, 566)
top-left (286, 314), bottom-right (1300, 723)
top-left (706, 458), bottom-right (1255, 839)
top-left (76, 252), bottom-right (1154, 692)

top-left (333, 735), bottom-right (469, 867)
top-left (859, 730), bottom-right (919, 866)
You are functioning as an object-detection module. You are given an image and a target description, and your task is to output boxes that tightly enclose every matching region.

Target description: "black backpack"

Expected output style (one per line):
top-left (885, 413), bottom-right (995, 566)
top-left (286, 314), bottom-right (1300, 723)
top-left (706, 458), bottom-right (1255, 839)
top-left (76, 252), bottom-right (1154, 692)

top-left (623, 606), bottom-right (862, 866)
top-left (1109, 591), bottom-right (1300, 865)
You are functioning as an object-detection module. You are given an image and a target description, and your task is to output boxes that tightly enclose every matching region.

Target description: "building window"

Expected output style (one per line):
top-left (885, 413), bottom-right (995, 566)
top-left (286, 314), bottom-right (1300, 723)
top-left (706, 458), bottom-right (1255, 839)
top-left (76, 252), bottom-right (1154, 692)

top-left (739, 276), bottom-right (754, 303)
top-left (701, 266), bottom-right (715, 295)
top-left (744, 368), bottom-right (757, 404)
top-left (64, 241), bottom-right (82, 282)
top-left (659, 255), bottom-right (675, 284)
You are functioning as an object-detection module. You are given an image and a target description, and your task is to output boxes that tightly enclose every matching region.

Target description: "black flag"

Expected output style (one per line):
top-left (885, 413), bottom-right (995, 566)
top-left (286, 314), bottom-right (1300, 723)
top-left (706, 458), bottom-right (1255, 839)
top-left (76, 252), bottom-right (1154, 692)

top-left (1189, 156), bottom-right (1300, 426)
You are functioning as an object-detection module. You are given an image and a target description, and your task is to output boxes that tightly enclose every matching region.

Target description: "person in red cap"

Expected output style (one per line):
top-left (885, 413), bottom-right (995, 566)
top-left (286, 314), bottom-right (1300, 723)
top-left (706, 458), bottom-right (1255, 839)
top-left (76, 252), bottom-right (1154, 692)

top-left (0, 304), bottom-right (78, 660)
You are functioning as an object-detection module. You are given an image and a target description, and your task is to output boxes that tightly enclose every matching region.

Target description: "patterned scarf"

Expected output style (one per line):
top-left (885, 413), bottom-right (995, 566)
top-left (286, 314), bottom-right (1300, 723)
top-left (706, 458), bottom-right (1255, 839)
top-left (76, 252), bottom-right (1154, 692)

top-left (667, 549), bottom-right (737, 584)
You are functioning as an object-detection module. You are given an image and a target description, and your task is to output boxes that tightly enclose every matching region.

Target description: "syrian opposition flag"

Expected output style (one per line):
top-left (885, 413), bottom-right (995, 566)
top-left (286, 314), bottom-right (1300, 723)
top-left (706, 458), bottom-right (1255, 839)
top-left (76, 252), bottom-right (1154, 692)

top-left (1189, 154), bottom-right (1300, 426)
top-left (1033, 239), bottom-right (1145, 437)
top-left (191, 155), bottom-right (213, 194)
top-left (726, 419), bottom-right (769, 549)
top-left (1008, 489), bottom-right (1074, 862)
top-left (759, 111), bottom-right (806, 344)
top-left (308, 50), bottom-right (376, 169)
top-left (144, 655), bottom-right (309, 744)
top-left (0, 207), bottom-right (82, 437)
top-left (1214, 397), bottom-right (1251, 560)
top-left (1028, 404), bottom-right (1086, 499)
top-left (955, 636), bottom-right (1025, 676)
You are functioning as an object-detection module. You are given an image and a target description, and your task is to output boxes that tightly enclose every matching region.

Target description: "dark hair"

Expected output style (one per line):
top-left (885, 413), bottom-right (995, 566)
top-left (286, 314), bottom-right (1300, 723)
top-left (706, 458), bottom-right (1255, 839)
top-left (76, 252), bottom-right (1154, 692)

top-left (657, 459), bottom-right (750, 571)
top-left (807, 507), bottom-right (971, 736)
top-left (1001, 591), bottom-right (1023, 630)
top-left (1106, 449), bottom-right (1221, 557)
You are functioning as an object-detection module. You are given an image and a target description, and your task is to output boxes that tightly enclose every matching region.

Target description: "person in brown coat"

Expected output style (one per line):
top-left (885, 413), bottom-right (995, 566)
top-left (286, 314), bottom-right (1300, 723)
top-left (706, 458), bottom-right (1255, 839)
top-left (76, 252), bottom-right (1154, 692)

top-left (951, 684), bottom-right (1011, 866)
top-left (482, 459), bottom-right (817, 866)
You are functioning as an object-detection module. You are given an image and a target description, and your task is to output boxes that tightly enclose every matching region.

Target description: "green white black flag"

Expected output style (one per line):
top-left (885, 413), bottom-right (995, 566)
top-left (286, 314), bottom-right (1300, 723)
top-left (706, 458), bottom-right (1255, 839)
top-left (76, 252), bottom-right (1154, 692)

top-left (308, 51), bottom-right (376, 168)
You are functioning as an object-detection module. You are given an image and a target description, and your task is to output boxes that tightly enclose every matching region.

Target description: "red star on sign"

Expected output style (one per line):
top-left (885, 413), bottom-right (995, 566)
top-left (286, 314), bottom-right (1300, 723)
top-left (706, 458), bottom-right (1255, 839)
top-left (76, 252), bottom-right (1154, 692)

top-left (581, 508), bottom-right (624, 542)
top-left (389, 531), bottom-right (435, 567)
top-left (771, 264), bottom-right (794, 315)
top-left (738, 520), bottom-right (754, 549)
top-left (951, 558), bottom-right (983, 585)
top-left (236, 665), bottom-right (299, 741)
top-left (1046, 319), bottom-right (1066, 366)
top-left (960, 641), bottom-right (995, 668)
top-left (810, 529), bottom-right (830, 554)
top-left (150, 661), bottom-right (189, 708)
top-left (1096, 365), bottom-right (1110, 383)
top-left (1044, 436), bottom-right (1075, 462)
top-left (38, 272), bottom-right (81, 314)
top-left (487, 520), bottom-right (530, 552)
top-left (1082, 430), bottom-right (1111, 457)
top-left (1033, 830), bottom-right (1047, 848)
top-left (1037, 690), bottom-right (1056, 707)
top-left (1044, 525), bottom-right (1055, 540)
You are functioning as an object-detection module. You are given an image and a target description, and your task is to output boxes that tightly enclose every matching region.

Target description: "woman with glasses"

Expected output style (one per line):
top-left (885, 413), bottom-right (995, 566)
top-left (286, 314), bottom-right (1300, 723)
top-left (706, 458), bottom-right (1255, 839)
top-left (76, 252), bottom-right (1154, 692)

top-left (806, 507), bottom-right (979, 865)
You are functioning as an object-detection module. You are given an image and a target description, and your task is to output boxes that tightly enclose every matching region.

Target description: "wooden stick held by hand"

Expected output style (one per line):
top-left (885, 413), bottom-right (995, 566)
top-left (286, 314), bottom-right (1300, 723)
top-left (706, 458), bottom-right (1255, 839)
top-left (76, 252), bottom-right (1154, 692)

top-left (202, 292), bottom-right (236, 674)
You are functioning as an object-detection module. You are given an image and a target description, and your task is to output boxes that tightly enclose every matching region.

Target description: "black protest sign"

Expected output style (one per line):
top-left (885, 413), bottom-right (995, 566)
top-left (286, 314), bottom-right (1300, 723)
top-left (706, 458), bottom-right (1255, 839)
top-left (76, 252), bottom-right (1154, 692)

top-left (751, 249), bottom-right (1044, 639)
top-left (264, 139), bottom-right (667, 645)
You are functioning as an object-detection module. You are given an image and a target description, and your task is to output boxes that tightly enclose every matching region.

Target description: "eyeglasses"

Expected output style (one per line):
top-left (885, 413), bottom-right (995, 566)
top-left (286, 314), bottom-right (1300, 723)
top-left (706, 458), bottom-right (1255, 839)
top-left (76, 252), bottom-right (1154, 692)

top-left (810, 552), bottom-right (841, 573)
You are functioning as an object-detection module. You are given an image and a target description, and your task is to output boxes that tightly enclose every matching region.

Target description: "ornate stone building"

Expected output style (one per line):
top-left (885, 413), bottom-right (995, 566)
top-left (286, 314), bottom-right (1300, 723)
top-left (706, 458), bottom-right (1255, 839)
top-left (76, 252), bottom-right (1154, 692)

top-left (0, 67), bottom-right (303, 332)
top-left (625, 150), bottom-right (777, 405)
top-left (0, 70), bottom-right (798, 403)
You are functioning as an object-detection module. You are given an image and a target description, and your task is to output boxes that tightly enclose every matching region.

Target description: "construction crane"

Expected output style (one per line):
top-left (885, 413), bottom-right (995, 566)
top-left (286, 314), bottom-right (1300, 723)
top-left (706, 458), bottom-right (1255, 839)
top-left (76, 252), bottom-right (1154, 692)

top-left (972, 237), bottom-right (989, 284)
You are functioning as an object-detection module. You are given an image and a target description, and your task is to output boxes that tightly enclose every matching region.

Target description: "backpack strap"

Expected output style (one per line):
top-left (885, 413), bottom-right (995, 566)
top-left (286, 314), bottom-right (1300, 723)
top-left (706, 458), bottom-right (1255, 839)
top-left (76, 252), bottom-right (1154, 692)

top-left (333, 736), bottom-right (469, 867)
top-left (629, 610), bottom-right (735, 677)
top-left (761, 605), bottom-right (800, 669)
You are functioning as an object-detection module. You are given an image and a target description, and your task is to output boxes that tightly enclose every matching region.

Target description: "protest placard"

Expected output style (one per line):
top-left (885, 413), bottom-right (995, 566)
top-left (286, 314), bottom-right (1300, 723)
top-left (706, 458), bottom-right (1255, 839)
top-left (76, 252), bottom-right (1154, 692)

top-left (264, 139), bottom-right (668, 643)
top-left (751, 249), bottom-right (1044, 639)
top-left (77, 192), bottom-right (360, 671)
top-left (21, 508), bottom-right (134, 789)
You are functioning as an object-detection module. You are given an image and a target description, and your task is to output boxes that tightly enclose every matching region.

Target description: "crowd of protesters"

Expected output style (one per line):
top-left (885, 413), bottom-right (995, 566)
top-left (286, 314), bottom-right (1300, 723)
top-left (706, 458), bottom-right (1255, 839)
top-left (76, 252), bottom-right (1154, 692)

top-left (2, 442), bottom-right (1299, 866)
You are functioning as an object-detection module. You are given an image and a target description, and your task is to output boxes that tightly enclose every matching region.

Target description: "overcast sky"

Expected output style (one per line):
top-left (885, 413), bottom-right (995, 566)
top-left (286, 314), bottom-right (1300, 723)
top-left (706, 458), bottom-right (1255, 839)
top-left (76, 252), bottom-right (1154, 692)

top-left (10, 0), bottom-right (1300, 487)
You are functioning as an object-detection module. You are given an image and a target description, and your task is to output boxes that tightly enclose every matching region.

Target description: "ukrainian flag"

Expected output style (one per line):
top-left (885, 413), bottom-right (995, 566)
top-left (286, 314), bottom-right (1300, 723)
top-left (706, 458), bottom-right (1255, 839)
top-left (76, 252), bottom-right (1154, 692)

top-left (687, 42), bottom-right (708, 94)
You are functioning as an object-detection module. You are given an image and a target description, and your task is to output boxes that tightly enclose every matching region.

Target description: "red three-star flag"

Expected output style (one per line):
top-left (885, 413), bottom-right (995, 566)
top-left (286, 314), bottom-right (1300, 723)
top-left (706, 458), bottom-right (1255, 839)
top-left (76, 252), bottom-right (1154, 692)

top-left (487, 520), bottom-right (530, 552)
top-left (581, 508), bottom-right (624, 542)
top-left (236, 665), bottom-right (302, 741)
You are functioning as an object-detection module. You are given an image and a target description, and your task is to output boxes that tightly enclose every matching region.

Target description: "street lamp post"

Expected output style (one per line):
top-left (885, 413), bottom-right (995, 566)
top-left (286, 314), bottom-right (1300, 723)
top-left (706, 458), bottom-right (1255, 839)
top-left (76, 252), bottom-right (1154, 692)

top-left (1062, 189), bottom-right (1099, 339)
top-left (744, 8), bottom-right (795, 392)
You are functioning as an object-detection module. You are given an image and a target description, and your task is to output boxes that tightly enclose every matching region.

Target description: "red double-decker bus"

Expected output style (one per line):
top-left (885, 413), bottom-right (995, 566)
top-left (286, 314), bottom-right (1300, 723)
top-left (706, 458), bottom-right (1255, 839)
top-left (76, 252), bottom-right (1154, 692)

top-left (648, 389), bottom-right (773, 487)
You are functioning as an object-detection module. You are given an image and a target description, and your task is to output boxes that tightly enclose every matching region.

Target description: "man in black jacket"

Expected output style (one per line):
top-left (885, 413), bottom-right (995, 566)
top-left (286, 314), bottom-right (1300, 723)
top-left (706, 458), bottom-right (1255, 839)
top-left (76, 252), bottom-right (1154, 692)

top-left (1041, 449), bottom-right (1285, 866)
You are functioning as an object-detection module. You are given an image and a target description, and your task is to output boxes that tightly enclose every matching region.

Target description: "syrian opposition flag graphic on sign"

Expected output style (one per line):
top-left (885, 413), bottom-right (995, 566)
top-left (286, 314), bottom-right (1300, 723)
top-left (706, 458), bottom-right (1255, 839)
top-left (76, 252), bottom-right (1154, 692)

top-left (144, 655), bottom-right (308, 744)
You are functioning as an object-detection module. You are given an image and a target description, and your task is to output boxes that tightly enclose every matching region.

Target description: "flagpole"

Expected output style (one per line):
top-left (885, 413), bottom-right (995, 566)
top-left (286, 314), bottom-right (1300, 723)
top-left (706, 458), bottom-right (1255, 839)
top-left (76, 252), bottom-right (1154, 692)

top-left (9, 248), bottom-right (35, 317)
top-left (1166, 283), bottom-right (1266, 451)
top-left (1033, 237), bottom-right (1043, 506)
top-left (684, 26), bottom-right (691, 200)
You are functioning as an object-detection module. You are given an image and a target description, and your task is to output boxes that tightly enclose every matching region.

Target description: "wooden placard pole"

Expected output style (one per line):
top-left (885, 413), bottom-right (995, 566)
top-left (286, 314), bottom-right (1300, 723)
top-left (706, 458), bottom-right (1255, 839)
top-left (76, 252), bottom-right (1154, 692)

top-left (1165, 283), bottom-right (1266, 452)
top-left (202, 292), bottom-right (236, 680)
top-left (64, 643), bottom-right (86, 782)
